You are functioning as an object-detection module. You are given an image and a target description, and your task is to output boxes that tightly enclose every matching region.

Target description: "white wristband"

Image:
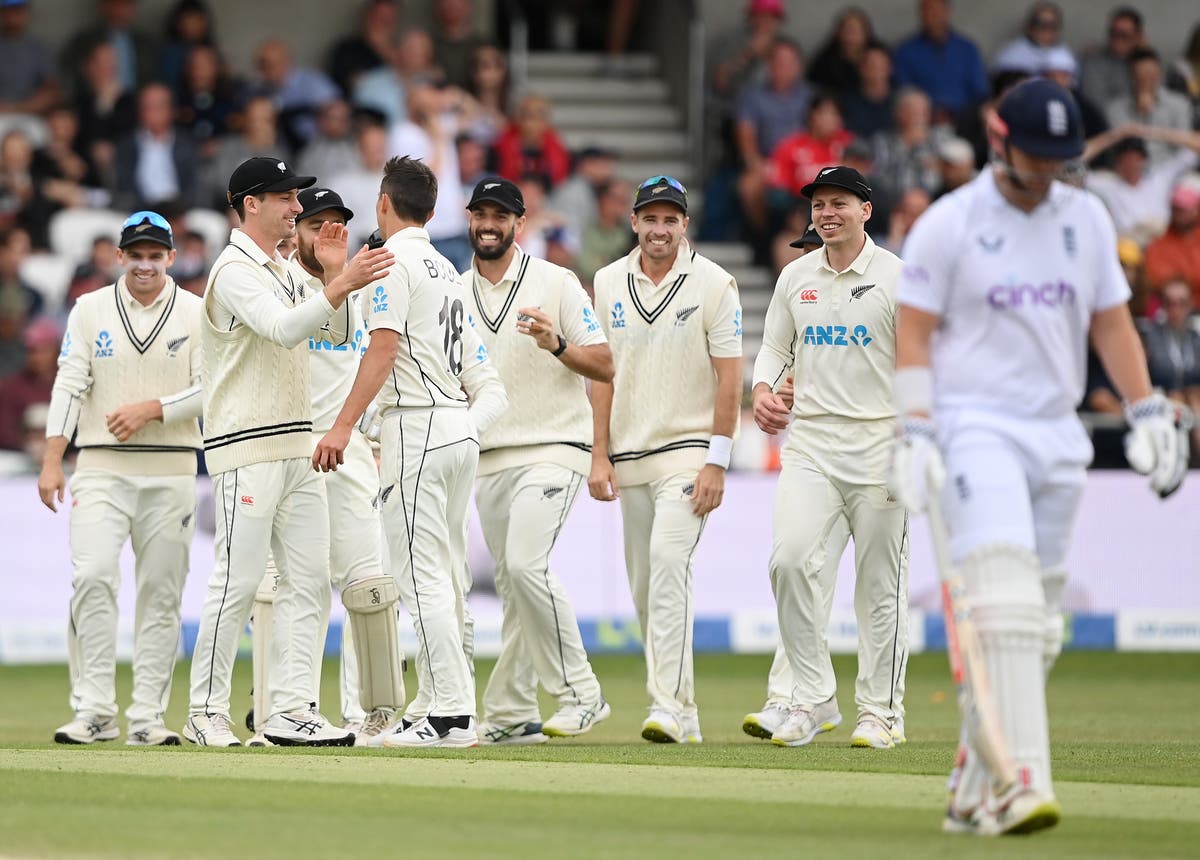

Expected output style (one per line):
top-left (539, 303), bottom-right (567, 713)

top-left (894, 366), bottom-right (933, 417)
top-left (706, 434), bottom-right (733, 469)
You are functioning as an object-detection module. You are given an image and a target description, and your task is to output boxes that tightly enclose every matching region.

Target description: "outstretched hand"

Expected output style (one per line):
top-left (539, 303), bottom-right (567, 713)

top-left (313, 221), bottom-right (349, 273)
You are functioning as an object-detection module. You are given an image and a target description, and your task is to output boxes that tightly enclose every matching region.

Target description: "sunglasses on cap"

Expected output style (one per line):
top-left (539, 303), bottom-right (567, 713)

top-left (639, 175), bottom-right (688, 198)
top-left (122, 210), bottom-right (173, 234)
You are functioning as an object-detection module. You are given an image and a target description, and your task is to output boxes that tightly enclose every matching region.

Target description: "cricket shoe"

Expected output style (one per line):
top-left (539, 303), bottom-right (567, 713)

top-left (980, 784), bottom-right (1061, 836)
top-left (891, 717), bottom-right (907, 745)
top-left (771, 697), bottom-right (842, 748)
top-left (542, 699), bottom-right (611, 737)
top-left (742, 701), bottom-right (789, 740)
top-left (54, 714), bottom-right (119, 745)
top-left (942, 803), bottom-right (990, 834)
top-left (245, 733), bottom-right (274, 747)
top-left (126, 725), bottom-right (182, 746)
top-left (477, 720), bottom-right (548, 745)
top-left (183, 713), bottom-right (241, 747)
top-left (365, 715), bottom-right (414, 748)
top-left (262, 705), bottom-right (355, 747)
top-left (681, 714), bottom-right (703, 744)
top-left (641, 709), bottom-right (683, 744)
top-left (850, 714), bottom-right (895, 749)
top-left (353, 707), bottom-right (396, 747)
top-left (382, 715), bottom-right (478, 748)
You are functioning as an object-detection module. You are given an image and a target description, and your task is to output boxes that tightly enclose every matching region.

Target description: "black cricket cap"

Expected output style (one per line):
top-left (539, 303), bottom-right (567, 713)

top-left (466, 177), bottom-right (526, 216)
top-left (118, 212), bottom-right (173, 250)
top-left (632, 175), bottom-right (688, 214)
top-left (227, 156), bottom-right (315, 207)
top-left (789, 222), bottom-right (824, 249)
top-left (297, 187), bottom-right (354, 224)
top-left (801, 165), bottom-right (872, 202)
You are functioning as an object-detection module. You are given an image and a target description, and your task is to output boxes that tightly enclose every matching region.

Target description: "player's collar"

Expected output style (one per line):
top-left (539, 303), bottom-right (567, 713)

top-left (981, 167), bottom-right (1072, 215)
top-left (627, 239), bottom-right (694, 282)
top-left (384, 226), bottom-right (431, 246)
top-left (817, 234), bottom-right (875, 276)
top-left (229, 228), bottom-right (286, 268)
top-left (473, 243), bottom-right (526, 287)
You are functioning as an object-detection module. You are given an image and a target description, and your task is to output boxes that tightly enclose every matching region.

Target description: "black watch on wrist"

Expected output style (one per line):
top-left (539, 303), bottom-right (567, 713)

top-left (551, 334), bottom-right (568, 357)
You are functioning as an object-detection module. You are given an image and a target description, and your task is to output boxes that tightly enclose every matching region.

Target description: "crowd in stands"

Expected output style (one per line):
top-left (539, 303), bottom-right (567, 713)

top-left (0, 0), bottom-right (1198, 467)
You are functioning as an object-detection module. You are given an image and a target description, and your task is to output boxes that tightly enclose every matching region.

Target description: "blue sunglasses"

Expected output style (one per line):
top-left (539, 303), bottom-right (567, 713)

top-left (122, 210), bottom-right (173, 234)
top-left (638, 175), bottom-right (688, 199)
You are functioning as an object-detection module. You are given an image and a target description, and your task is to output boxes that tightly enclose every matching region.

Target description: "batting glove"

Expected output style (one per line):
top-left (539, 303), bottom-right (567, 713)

top-left (357, 401), bottom-right (383, 443)
top-left (890, 416), bottom-right (945, 513)
top-left (1124, 393), bottom-right (1192, 499)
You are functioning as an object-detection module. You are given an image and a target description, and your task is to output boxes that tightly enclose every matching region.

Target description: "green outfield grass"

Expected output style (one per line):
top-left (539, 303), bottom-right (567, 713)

top-left (1, 652), bottom-right (1197, 859)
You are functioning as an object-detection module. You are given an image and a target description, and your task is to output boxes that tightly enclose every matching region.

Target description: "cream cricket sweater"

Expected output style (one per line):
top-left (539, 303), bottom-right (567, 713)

top-left (47, 277), bottom-right (202, 476)
top-left (592, 242), bottom-right (742, 486)
top-left (464, 247), bottom-right (607, 477)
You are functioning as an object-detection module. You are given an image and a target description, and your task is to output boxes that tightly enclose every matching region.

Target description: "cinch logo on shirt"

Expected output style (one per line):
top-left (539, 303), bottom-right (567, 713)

top-left (372, 285), bottom-right (389, 313)
top-left (733, 308), bottom-right (742, 337)
top-left (802, 324), bottom-right (873, 347)
top-left (582, 305), bottom-right (600, 333)
top-left (94, 330), bottom-right (113, 358)
top-left (611, 301), bottom-right (626, 329)
top-left (987, 280), bottom-right (1077, 310)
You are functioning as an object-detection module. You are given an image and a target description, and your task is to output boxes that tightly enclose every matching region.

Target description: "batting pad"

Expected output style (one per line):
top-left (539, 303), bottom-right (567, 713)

top-left (251, 571), bottom-right (279, 732)
top-left (963, 544), bottom-right (1052, 797)
top-left (342, 576), bottom-right (406, 710)
top-left (1041, 566), bottom-right (1067, 674)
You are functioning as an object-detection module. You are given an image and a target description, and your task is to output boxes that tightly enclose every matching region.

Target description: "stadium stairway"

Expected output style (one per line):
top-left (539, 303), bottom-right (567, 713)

top-left (526, 51), bottom-right (774, 389)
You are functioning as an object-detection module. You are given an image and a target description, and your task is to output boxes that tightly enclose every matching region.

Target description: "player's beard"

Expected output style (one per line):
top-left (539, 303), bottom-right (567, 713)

top-left (470, 223), bottom-right (516, 261)
top-left (296, 239), bottom-right (322, 275)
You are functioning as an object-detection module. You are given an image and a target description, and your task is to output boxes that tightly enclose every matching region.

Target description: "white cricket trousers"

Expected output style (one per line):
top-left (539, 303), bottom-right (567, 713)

top-left (190, 458), bottom-right (331, 720)
top-left (619, 470), bottom-right (707, 721)
top-left (770, 420), bottom-right (909, 723)
top-left (477, 463), bottom-right (602, 725)
top-left (67, 470), bottom-right (194, 731)
top-left (379, 407), bottom-right (477, 718)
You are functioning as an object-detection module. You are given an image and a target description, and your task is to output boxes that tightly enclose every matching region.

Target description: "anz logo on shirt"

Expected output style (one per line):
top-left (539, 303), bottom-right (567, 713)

top-left (802, 324), bottom-right (873, 347)
top-left (611, 301), bottom-right (626, 329)
top-left (372, 285), bottom-right (389, 314)
top-left (94, 330), bottom-right (114, 358)
top-left (59, 332), bottom-right (71, 359)
top-left (309, 326), bottom-right (367, 355)
top-left (475, 342), bottom-right (489, 363)
top-left (733, 308), bottom-right (743, 337)
top-left (582, 305), bottom-right (600, 334)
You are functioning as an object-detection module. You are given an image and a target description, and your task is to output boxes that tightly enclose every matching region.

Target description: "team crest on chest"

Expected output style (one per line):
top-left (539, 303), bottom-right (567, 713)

top-left (1062, 225), bottom-right (1077, 257)
top-left (674, 304), bottom-right (699, 326)
top-left (166, 335), bottom-right (188, 357)
top-left (849, 284), bottom-right (876, 301)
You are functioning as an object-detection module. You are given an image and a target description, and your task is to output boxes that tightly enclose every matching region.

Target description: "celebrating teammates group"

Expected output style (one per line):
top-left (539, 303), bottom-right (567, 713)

top-left (36, 78), bottom-right (1190, 838)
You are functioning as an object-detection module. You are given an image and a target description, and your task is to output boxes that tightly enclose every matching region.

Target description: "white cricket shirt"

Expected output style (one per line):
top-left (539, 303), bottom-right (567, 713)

top-left (753, 234), bottom-right (902, 423)
top-left (898, 170), bottom-right (1130, 420)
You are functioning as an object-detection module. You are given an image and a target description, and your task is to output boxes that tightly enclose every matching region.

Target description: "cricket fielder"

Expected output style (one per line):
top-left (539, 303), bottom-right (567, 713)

top-left (462, 177), bottom-right (615, 744)
top-left (589, 176), bottom-right (742, 744)
top-left (314, 156), bottom-right (508, 749)
top-left (748, 167), bottom-right (910, 750)
top-left (249, 186), bottom-right (405, 746)
top-left (891, 79), bottom-right (1190, 835)
top-left (187, 157), bottom-right (393, 747)
top-left (39, 211), bottom-right (201, 746)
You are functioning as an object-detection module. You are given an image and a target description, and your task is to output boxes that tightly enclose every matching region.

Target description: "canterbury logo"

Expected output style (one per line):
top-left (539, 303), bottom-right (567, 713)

top-left (799, 289), bottom-right (818, 303)
top-left (850, 284), bottom-right (876, 301)
top-left (675, 305), bottom-right (699, 324)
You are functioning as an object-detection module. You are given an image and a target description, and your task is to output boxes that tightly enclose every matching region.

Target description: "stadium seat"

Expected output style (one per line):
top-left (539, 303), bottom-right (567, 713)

top-left (185, 208), bottom-right (232, 263)
top-left (19, 252), bottom-right (74, 310)
top-left (0, 113), bottom-right (49, 148)
top-left (48, 209), bottom-right (126, 266)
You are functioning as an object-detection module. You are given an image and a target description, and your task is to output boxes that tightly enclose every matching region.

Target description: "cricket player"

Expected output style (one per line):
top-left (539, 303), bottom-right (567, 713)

top-left (38, 211), bottom-right (201, 746)
top-left (187, 156), bottom-right (393, 747)
top-left (589, 176), bottom-right (742, 744)
top-left (891, 78), bottom-right (1190, 835)
top-left (748, 167), bottom-right (910, 751)
top-left (259, 185), bottom-right (405, 746)
top-left (462, 177), bottom-right (614, 744)
top-left (313, 156), bottom-right (508, 749)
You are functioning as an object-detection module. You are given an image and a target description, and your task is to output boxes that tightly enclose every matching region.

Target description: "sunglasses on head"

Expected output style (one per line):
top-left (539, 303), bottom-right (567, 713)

top-left (639, 175), bottom-right (688, 198)
top-left (122, 210), bottom-right (172, 234)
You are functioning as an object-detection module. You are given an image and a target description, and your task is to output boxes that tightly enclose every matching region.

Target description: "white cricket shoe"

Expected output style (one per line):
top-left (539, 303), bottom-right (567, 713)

top-left (54, 715), bottom-right (119, 745)
top-left (641, 709), bottom-right (682, 744)
top-left (943, 803), bottom-right (990, 834)
top-left (353, 707), bottom-right (396, 747)
top-left (126, 725), bottom-right (182, 746)
top-left (542, 699), bottom-right (611, 737)
top-left (477, 720), bottom-right (548, 745)
top-left (741, 702), bottom-right (789, 740)
top-left (850, 714), bottom-right (896, 749)
top-left (891, 717), bottom-right (907, 745)
top-left (245, 733), bottom-right (274, 747)
top-left (261, 705), bottom-right (355, 747)
top-left (365, 715), bottom-right (413, 748)
top-left (771, 697), bottom-right (842, 748)
top-left (183, 713), bottom-right (241, 747)
top-left (681, 714), bottom-right (703, 744)
top-left (382, 716), bottom-right (478, 748)
top-left (980, 784), bottom-right (1062, 836)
